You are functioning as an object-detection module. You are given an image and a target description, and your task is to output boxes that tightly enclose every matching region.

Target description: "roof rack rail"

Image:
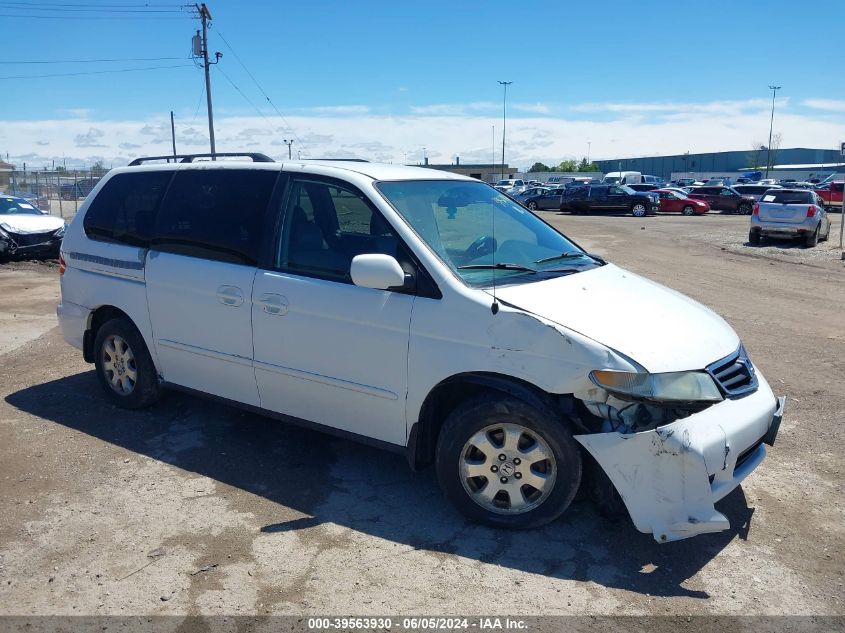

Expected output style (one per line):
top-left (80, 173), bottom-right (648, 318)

top-left (128, 153), bottom-right (274, 166)
top-left (301, 158), bottom-right (370, 162)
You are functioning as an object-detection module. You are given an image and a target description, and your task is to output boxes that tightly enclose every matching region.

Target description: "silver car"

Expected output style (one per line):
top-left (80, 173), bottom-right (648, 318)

top-left (749, 189), bottom-right (831, 247)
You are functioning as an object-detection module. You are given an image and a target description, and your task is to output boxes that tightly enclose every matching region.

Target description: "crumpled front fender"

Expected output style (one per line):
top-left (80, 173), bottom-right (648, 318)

top-left (575, 373), bottom-right (782, 543)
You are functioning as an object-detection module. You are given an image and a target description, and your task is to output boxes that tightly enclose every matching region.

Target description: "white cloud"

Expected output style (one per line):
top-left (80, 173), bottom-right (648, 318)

top-left (410, 101), bottom-right (498, 115)
top-left (802, 99), bottom-right (845, 111)
top-left (512, 103), bottom-right (550, 114)
top-left (2, 101), bottom-right (843, 171)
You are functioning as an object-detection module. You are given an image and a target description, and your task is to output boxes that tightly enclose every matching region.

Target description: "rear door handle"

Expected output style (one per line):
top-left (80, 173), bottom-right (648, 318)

top-left (216, 285), bottom-right (244, 307)
top-left (257, 293), bottom-right (289, 316)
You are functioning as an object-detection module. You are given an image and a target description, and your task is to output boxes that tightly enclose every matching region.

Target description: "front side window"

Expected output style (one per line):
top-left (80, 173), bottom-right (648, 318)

top-left (376, 180), bottom-right (598, 287)
top-left (153, 168), bottom-right (278, 265)
top-left (83, 171), bottom-right (173, 246)
top-left (277, 179), bottom-right (401, 282)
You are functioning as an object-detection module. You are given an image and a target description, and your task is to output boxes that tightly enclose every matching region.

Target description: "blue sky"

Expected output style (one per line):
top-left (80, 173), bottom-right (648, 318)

top-left (2, 0), bottom-right (844, 168)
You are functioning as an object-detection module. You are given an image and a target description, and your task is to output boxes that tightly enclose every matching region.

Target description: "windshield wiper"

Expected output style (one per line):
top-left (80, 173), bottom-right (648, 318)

top-left (533, 251), bottom-right (587, 264)
top-left (457, 263), bottom-right (537, 273)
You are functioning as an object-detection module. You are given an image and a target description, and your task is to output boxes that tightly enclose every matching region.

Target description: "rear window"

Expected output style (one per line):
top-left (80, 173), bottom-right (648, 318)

top-left (153, 169), bottom-right (278, 265)
top-left (83, 171), bottom-right (173, 247)
top-left (763, 191), bottom-right (813, 204)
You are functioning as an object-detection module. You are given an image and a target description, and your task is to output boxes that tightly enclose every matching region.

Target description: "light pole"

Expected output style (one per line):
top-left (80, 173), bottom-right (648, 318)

top-left (765, 85), bottom-right (781, 178)
top-left (283, 139), bottom-right (294, 160)
top-left (587, 140), bottom-right (591, 165)
top-left (498, 80), bottom-right (512, 180)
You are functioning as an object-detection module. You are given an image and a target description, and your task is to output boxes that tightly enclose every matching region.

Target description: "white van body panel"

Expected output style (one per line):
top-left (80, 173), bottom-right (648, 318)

top-left (145, 251), bottom-right (260, 406)
top-left (493, 264), bottom-right (739, 373)
top-left (251, 269), bottom-right (414, 446)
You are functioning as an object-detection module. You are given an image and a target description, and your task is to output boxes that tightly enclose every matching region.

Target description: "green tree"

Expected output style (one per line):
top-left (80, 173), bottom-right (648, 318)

top-left (528, 162), bottom-right (550, 172)
top-left (577, 157), bottom-right (600, 172)
top-left (556, 160), bottom-right (579, 172)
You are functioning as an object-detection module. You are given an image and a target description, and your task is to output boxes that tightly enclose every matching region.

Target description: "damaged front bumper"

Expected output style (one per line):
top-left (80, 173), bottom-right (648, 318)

top-left (0, 230), bottom-right (62, 258)
top-left (575, 373), bottom-right (785, 543)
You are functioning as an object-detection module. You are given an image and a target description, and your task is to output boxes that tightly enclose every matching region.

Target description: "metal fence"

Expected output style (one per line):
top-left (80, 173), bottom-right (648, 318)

top-left (1, 169), bottom-right (108, 219)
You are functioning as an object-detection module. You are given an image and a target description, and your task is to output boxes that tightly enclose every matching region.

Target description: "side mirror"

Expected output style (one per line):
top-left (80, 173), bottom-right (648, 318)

top-left (351, 254), bottom-right (407, 290)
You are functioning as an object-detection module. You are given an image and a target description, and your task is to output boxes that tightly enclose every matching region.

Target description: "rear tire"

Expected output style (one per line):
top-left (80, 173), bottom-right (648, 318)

top-left (749, 229), bottom-right (761, 245)
top-left (94, 318), bottom-right (160, 409)
top-left (682, 205), bottom-right (695, 216)
top-left (435, 395), bottom-right (582, 529)
top-left (804, 225), bottom-right (819, 248)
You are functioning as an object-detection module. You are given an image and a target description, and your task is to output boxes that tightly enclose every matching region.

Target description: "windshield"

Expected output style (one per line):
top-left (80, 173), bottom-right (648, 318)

top-left (375, 180), bottom-right (597, 287)
top-left (603, 176), bottom-right (621, 184)
top-left (0, 197), bottom-right (42, 215)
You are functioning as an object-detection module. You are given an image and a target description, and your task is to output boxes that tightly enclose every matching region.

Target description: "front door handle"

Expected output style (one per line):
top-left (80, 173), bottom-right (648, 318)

top-left (257, 293), bottom-right (289, 316)
top-left (216, 285), bottom-right (244, 307)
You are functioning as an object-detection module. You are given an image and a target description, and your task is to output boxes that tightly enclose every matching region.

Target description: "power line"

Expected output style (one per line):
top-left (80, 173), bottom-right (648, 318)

top-left (215, 30), bottom-right (301, 145)
top-left (0, 4), bottom-right (186, 12)
top-left (215, 65), bottom-right (277, 130)
top-left (0, 13), bottom-right (190, 19)
top-left (0, 2), bottom-right (184, 6)
top-left (0, 56), bottom-right (186, 64)
top-left (0, 63), bottom-right (194, 80)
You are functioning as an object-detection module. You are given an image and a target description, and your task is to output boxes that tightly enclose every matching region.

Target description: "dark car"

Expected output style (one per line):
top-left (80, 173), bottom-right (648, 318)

top-left (561, 184), bottom-right (659, 217)
top-left (687, 186), bottom-right (756, 214)
top-left (521, 187), bottom-right (566, 210)
top-left (628, 183), bottom-right (660, 192)
top-left (59, 178), bottom-right (98, 200)
top-left (733, 184), bottom-right (780, 201)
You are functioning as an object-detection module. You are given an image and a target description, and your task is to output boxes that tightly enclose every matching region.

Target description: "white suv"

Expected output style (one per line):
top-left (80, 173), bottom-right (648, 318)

top-left (57, 154), bottom-right (784, 542)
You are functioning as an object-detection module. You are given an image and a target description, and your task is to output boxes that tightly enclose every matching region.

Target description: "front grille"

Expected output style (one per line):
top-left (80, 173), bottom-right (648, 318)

top-left (706, 345), bottom-right (758, 397)
top-left (12, 231), bottom-right (57, 247)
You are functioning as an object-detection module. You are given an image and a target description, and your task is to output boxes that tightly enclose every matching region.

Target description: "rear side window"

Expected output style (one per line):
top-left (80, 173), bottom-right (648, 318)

top-left (153, 169), bottom-right (278, 265)
top-left (83, 171), bottom-right (173, 247)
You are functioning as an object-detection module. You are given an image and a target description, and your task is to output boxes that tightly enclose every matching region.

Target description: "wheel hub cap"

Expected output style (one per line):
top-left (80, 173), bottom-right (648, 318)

top-left (459, 422), bottom-right (557, 515)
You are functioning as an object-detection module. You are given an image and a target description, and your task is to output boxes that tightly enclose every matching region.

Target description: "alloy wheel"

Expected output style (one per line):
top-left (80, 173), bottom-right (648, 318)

top-left (459, 422), bottom-right (557, 515)
top-left (101, 334), bottom-right (137, 395)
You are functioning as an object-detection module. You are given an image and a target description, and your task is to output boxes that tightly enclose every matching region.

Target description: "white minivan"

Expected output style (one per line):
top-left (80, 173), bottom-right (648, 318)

top-left (57, 154), bottom-right (784, 543)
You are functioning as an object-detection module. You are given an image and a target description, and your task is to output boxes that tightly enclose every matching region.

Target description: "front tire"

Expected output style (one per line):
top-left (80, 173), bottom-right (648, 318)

top-left (631, 203), bottom-right (647, 217)
top-left (526, 201), bottom-right (538, 211)
top-left (435, 395), bottom-right (582, 529)
top-left (739, 203), bottom-right (752, 215)
top-left (94, 318), bottom-right (160, 409)
top-left (682, 205), bottom-right (695, 216)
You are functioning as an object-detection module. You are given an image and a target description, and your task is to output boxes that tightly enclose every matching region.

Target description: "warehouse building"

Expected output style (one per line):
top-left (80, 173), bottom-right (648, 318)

top-left (595, 148), bottom-right (842, 180)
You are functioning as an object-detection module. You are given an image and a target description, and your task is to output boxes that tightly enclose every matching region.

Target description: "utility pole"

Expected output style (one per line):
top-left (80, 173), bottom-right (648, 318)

top-left (498, 80), bottom-right (512, 180)
top-left (765, 85), bottom-right (781, 178)
top-left (194, 4), bottom-right (221, 157)
top-left (170, 111), bottom-right (177, 160)
top-left (283, 139), bottom-right (294, 159)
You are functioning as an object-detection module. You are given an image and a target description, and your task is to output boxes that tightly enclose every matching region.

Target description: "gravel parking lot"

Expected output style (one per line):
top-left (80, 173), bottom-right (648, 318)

top-left (0, 212), bottom-right (842, 617)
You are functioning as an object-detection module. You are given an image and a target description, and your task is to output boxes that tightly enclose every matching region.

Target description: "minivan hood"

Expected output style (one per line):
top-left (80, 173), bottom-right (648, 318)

top-left (493, 264), bottom-right (739, 372)
top-left (0, 213), bottom-right (64, 234)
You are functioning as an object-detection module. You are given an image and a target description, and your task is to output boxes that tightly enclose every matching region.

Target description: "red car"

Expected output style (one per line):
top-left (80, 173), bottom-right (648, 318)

top-left (654, 189), bottom-right (710, 215)
top-left (814, 181), bottom-right (843, 210)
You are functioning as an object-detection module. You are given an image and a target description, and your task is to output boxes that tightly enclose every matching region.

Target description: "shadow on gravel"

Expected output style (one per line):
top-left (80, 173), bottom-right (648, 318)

top-left (7, 371), bottom-right (756, 599)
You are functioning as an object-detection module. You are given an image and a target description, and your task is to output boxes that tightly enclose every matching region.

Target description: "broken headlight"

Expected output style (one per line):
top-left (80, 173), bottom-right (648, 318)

top-left (589, 370), bottom-right (723, 403)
